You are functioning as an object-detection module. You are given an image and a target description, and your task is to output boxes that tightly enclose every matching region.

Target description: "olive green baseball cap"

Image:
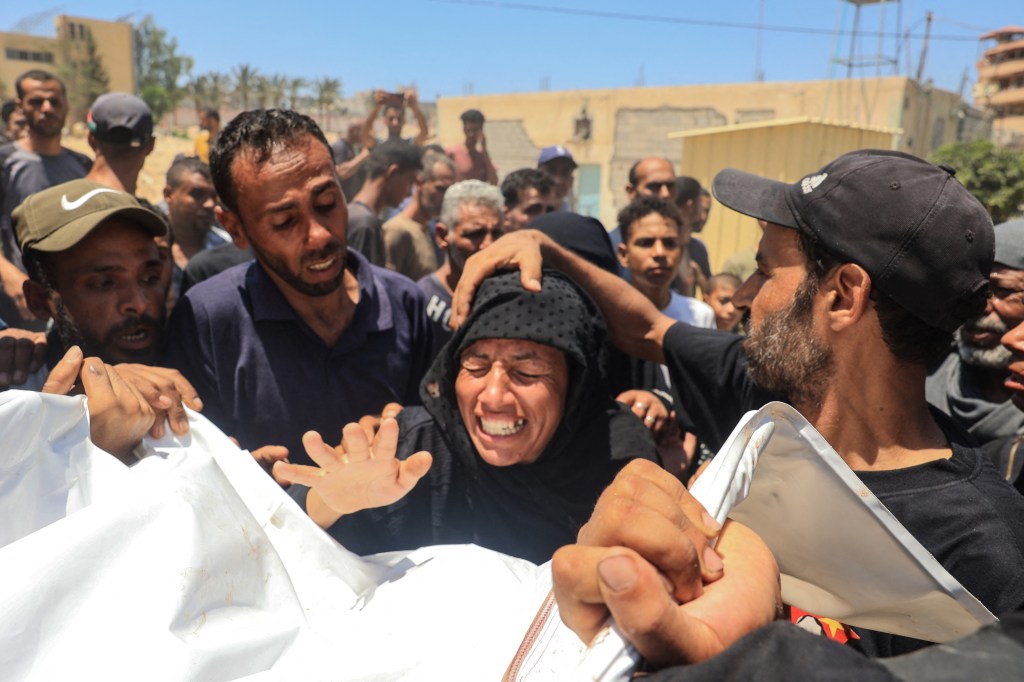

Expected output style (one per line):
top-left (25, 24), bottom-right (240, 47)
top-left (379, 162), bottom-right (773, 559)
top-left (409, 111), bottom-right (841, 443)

top-left (12, 178), bottom-right (167, 254)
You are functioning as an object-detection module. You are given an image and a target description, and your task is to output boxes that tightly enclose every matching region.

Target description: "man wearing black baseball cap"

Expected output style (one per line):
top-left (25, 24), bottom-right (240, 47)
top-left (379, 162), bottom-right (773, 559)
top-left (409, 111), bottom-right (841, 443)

top-left (84, 92), bottom-right (155, 197)
top-left (450, 149), bottom-right (1024, 664)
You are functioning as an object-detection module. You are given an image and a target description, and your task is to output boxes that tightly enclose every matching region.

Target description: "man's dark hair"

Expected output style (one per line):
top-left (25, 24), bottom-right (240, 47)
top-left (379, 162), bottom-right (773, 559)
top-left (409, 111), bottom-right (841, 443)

top-left (796, 230), bottom-right (952, 367)
top-left (201, 107), bottom-right (220, 122)
top-left (460, 109), bottom-right (485, 125)
top-left (16, 70), bottom-right (64, 98)
top-left (616, 196), bottom-right (682, 242)
top-left (364, 139), bottom-right (422, 180)
top-left (22, 248), bottom-right (53, 287)
top-left (210, 108), bottom-right (331, 213)
top-left (674, 177), bottom-right (702, 206)
top-left (166, 156), bottom-right (213, 190)
top-left (2, 99), bottom-right (16, 123)
top-left (501, 168), bottom-right (554, 209)
top-left (421, 143), bottom-right (446, 156)
top-left (699, 187), bottom-right (711, 198)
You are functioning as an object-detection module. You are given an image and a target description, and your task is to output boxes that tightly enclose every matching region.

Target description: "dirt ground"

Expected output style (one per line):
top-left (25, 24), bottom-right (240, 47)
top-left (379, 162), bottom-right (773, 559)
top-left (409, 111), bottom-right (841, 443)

top-left (62, 128), bottom-right (197, 206)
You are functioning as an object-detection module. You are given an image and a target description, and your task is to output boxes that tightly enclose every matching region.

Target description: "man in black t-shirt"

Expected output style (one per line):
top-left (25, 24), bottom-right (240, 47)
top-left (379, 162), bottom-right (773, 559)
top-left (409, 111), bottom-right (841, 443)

top-left (453, 150), bottom-right (1024, 666)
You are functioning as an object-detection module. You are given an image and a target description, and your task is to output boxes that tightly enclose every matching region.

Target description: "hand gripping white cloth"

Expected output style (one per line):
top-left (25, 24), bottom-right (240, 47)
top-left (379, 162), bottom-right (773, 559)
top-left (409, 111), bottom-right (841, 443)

top-left (0, 393), bottom-right (995, 680)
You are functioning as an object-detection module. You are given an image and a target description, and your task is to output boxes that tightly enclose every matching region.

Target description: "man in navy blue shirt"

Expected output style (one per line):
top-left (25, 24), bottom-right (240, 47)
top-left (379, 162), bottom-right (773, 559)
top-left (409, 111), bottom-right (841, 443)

top-left (164, 109), bottom-right (432, 469)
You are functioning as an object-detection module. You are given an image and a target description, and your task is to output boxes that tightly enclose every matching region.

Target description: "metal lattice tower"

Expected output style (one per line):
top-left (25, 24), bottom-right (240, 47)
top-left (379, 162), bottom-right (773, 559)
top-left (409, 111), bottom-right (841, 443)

top-left (829, 0), bottom-right (903, 78)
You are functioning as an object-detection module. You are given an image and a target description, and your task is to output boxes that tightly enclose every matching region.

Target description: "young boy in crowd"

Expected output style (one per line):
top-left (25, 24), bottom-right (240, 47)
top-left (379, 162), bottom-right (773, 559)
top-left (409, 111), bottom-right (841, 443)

top-left (616, 196), bottom-right (715, 329)
top-left (703, 272), bottom-right (744, 333)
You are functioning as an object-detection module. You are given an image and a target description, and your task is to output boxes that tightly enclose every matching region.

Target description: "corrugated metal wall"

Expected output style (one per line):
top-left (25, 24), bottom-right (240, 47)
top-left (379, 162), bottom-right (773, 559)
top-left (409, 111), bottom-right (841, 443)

top-left (673, 120), bottom-right (897, 272)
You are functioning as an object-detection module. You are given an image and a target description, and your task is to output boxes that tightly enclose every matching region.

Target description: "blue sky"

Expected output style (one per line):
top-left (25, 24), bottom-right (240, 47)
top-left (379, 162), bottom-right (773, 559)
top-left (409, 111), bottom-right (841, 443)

top-left (13, 1), bottom-right (1021, 100)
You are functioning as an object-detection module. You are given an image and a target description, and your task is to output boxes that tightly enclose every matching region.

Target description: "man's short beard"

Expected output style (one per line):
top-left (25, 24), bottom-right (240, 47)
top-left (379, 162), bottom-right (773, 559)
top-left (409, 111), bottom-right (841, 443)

top-left (956, 319), bottom-right (1012, 370)
top-left (744, 275), bottom-right (834, 409)
top-left (51, 295), bottom-right (163, 364)
top-left (249, 239), bottom-right (345, 297)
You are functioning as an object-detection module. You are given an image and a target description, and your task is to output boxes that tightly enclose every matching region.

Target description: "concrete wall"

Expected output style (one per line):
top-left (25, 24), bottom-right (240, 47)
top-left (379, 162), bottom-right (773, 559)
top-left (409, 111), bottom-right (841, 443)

top-left (57, 16), bottom-right (136, 94)
top-left (0, 16), bottom-right (134, 104)
top-left (436, 76), bottom-right (983, 241)
top-left (0, 33), bottom-right (58, 98)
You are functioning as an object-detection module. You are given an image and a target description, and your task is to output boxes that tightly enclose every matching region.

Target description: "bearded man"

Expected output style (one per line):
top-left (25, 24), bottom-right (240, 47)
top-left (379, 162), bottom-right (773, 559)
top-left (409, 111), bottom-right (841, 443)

top-left (451, 150), bottom-right (1024, 661)
top-left (926, 219), bottom-right (1024, 450)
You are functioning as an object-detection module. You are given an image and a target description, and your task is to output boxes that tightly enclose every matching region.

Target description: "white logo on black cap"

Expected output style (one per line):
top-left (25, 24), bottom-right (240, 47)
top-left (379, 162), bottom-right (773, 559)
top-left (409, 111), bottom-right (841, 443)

top-left (801, 173), bottom-right (827, 194)
top-left (60, 187), bottom-right (119, 211)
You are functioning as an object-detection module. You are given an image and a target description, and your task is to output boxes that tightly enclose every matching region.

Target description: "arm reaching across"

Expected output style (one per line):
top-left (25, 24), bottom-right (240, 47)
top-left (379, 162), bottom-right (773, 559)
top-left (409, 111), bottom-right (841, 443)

top-left (450, 229), bottom-right (675, 364)
top-left (551, 459), bottom-right (781, 668)
top-left (273, 419), bottom-right (432, 529)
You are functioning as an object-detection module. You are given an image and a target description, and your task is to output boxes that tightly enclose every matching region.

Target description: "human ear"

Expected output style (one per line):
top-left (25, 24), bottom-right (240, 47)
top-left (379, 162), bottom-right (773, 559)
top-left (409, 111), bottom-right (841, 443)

top-left (217, 205), bottom-right (249, 249)
top-left (616, 242), bottom-right (630, 269)
top-left (23, 280), bottom-right (54, 322)
top-left (826, 264), bottom-right (871, 332)
top-left (434, 222), bottom-right (449, 250)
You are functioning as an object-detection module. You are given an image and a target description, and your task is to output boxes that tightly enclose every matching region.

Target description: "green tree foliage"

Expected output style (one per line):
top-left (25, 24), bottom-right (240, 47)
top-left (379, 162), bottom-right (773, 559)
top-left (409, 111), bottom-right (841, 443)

top-left (189, 71), bottom-right (232, 113)
top-left (232, 64), bottom-right (259, 110)
top-left (135, 15), bottom-right (193, 124)
top-left (314, 76), bottom-right (342, 132)
top-left (930, 139), bottom-right (1024, 223)
top-left (58, 29), bottom-right (109, 124)
top-left (288, 77), bottom-right (307, 111)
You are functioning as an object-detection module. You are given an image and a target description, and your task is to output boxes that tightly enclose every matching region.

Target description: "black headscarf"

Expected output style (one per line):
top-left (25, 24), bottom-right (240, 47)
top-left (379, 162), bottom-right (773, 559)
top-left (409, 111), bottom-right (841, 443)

top-left (417, 269), bottom-right (658, 562)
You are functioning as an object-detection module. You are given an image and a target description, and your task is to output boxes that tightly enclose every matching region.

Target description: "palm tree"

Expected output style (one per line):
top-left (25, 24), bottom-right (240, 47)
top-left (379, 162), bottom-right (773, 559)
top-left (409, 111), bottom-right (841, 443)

top-left (288, 77), bottom-right (306, 111)
top-left (232, 63), bottom-right (259, 110)
top-left (265, 74), bottom-right (288, 110)
top-left (254, 75), bottom-right (271, 109)
top-left (314, 76), bottom-right (342, 132)
top-left (207, 71), bottom-right (233, 110)
top-left (189, 74), bottom-right (209, 113)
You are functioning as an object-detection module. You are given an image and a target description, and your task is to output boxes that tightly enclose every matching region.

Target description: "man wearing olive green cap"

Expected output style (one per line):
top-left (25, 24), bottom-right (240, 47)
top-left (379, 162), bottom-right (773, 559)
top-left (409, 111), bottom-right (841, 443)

top-left (11, 178), bottom-right (168, 385)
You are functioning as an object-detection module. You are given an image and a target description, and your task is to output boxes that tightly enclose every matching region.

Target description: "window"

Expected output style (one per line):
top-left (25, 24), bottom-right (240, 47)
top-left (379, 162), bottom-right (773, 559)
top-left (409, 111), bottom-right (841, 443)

top-left (4, 48), bottom-right (55, 63)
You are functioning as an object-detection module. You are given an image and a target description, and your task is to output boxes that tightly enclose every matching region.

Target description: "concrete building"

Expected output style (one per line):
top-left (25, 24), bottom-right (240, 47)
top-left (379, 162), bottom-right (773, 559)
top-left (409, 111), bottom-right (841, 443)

top-left (0, 15), bottom-right (135, 99)
top-left (437, 76), bottom-right (987, 267)
top-left (977, 25), bottom-right (1024, 147)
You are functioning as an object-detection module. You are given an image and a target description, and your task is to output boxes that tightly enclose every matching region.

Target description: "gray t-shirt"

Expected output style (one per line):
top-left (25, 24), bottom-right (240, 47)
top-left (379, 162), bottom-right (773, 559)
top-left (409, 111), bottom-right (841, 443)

top-left (347, 200), bottom-right (385, 267)
top-left (417, 272), bottom-right (452, 362)
top-left (1, 145), bottom-right (91, 269)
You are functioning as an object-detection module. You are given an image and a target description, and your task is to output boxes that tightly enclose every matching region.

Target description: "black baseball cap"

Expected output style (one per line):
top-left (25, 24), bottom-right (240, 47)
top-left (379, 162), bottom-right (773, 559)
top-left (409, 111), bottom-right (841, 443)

top-left (712, 149), bottom-right (994, 333)
top-left (87, 92), bottom-right (153, 147)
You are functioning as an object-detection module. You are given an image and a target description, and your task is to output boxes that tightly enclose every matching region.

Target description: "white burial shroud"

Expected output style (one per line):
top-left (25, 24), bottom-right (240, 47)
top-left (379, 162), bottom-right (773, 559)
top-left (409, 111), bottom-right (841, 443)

top-left (0, 393), bottom-right (996, 680)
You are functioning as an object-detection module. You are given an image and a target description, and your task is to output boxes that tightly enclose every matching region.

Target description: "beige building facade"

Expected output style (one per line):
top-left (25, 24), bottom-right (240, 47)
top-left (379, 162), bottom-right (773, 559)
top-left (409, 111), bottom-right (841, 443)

top-left (437, 76), bottom-right (987, 268)
top-left (0, 15), bottom-right (134, 100)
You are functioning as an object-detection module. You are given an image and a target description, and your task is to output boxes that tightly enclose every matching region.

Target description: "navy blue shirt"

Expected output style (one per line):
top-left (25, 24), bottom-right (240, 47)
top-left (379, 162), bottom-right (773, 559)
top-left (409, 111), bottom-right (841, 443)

top-left (164, 249), bottom-right (432, 466)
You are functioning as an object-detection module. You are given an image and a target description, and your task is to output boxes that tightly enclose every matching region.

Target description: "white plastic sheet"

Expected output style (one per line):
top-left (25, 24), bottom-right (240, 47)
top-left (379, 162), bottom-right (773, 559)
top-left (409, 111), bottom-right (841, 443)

top-left (0, 391), bottom-right (557, 680)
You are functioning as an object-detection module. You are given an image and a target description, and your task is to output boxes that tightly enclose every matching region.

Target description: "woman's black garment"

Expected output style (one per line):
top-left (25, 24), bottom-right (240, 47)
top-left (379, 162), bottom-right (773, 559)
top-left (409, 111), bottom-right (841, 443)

top-left (316, 269), bottom-right (658, 564)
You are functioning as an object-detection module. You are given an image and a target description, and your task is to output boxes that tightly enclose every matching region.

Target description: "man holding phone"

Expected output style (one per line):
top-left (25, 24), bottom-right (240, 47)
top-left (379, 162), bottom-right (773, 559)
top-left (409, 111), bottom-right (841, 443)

top-left (445, 109), bottom-right (498, 184)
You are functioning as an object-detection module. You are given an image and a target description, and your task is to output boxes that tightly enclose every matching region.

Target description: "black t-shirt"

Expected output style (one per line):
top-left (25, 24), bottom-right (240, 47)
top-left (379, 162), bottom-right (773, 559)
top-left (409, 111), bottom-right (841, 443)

top-left (661, 321), bottom-right (1024, 656)
top-left (347, 201), bottom-right (385, 267)
top-left (180, 243), bottom-right (253, 296)
top-left (662, 322), bottom-right (779, 451)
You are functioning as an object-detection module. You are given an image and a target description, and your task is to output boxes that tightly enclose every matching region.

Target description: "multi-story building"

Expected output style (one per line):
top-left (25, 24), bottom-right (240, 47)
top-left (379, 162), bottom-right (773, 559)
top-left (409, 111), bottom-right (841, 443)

top-left (977, 25), bottom-right (1024, 147)
top-left (0, 15), bottom-right (135, 99)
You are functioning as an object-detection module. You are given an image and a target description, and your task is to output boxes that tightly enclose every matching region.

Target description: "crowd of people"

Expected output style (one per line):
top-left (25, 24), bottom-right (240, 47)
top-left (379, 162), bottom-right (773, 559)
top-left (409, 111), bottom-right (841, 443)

top-left (2, 67), bottom-right (1024, 677)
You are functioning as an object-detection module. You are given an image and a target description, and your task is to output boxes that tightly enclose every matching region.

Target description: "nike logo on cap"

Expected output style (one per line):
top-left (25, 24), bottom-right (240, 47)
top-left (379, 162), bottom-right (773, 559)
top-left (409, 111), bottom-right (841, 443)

top-left (61, 187), bottom-right (119, 211)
